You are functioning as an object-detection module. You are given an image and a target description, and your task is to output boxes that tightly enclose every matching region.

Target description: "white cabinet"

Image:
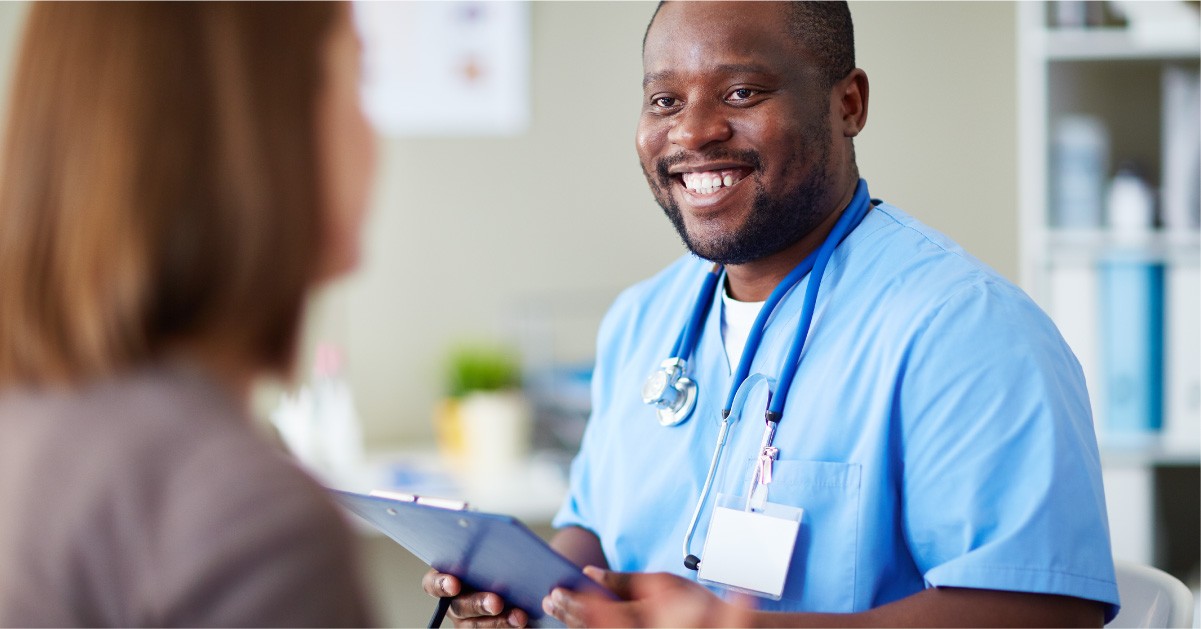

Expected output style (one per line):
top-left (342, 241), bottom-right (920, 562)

top-left (1016, 1), bottom-right (1199, 577)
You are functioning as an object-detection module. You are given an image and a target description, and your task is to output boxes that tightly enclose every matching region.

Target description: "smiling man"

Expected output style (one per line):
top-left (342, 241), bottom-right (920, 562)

top-left (424, 2), bottom-right (1119, 626)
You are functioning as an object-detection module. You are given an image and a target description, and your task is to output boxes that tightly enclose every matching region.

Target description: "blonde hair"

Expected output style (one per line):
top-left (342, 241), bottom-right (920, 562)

top-left (0, 2), bottom-right (341, 386)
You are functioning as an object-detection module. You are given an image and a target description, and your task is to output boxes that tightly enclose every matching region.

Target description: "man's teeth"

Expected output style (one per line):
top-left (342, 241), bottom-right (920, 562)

top-left (681, 170), bottom-right (744, 194)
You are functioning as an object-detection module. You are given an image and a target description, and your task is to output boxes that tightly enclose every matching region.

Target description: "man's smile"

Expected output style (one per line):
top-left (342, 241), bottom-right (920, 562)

top-left (677, 168), bottom-right (752, 195)
top-left (660, 156), bottom-right (759, 209)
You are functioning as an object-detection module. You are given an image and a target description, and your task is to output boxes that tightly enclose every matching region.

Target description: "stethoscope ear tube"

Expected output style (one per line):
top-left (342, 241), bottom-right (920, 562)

top-left (681, 414), bottom-right (731, 570)
top-left (680, 373), bottom-right (775, 570)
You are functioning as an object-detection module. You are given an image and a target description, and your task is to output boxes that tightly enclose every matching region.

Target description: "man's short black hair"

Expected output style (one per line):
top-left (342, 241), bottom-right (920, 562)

top-left (785, 2), bottom-right (856, 88)
top-left (643, 1), bottom-right (856, 89)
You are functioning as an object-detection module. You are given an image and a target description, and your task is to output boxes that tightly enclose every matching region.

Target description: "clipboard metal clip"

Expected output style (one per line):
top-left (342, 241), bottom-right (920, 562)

top-left (369, 489), bottom-right (471, 512)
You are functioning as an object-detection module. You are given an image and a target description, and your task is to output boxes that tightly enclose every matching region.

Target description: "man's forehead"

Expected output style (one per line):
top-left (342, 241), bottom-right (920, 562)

top-left (653, 1), bottom-right (789, 24)
top-left (645, 0), bottom-right (790, 45)
top-left (643, 3), bottom-right (821, 85)
top-left (642, 2), bottom-right (807, 79)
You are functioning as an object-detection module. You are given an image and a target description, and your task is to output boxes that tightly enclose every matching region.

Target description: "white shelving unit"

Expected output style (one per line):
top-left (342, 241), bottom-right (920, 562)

top-left (1017, 2), bottom-right (1200, 577)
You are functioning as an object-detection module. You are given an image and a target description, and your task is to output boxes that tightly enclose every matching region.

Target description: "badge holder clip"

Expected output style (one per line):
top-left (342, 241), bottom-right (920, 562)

top-left (696, 445), bottom-right (802, 600)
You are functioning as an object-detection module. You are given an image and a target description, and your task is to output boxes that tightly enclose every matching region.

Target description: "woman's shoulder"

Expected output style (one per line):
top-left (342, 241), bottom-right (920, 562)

top-left (0, 363), bottom-right (370, 626)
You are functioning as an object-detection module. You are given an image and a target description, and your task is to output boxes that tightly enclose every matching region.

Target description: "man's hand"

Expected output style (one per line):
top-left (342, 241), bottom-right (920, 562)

top-left (544, 570), bottom-right (1107, 629)
top-left (541, 566), bottom-right (753, 628)
top-left (421, 569), bottom-right (528, 628)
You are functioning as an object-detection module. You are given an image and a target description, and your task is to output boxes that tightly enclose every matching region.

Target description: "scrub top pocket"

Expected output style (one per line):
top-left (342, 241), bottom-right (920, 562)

top-left (738, 459), bottom-right (862, 612)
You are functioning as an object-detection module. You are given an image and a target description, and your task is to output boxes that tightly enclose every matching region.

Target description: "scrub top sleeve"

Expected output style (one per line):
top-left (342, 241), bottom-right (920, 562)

top-left (552, 437), bottom-right (594, 531)
top-left (897, 282), bottom-right (1119, 620)
top-left (552, 295), bottom-right (628, 533)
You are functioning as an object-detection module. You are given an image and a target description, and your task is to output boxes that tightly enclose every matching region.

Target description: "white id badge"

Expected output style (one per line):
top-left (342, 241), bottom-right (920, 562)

top-left (696, 493), bottom-right (802, 600)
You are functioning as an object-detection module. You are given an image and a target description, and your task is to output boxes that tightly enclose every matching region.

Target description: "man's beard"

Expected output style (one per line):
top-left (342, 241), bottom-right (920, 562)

top-left (646, 133), bottom-right (833, 266)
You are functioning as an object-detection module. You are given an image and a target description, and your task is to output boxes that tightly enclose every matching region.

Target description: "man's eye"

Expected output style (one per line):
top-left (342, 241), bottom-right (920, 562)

top-left (652, 96), bottom-right (678, 108)
top-left (728, 88), bottom-right (756, 101)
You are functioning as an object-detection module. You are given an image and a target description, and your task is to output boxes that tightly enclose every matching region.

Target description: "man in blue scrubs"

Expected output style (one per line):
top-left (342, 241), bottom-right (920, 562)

top-left (425, 2), bottom-right (1119, 626)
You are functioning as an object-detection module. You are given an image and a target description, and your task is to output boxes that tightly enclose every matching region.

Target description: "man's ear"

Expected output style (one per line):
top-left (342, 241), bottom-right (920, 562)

top-left (835, 68), bottom-right (869, 138)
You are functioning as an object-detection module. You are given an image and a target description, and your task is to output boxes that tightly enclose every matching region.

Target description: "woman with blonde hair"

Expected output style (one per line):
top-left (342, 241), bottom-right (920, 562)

top-left (0, 2), bottom-right (375, 625)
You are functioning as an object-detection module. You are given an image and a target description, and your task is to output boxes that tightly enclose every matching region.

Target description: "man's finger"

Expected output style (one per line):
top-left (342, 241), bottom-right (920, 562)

top-left (422, 570), bottom-right (461, 598)
top-left (506, 607), bottom-right (529, 627)
top-left (449, 591), bottom-right (505, 620)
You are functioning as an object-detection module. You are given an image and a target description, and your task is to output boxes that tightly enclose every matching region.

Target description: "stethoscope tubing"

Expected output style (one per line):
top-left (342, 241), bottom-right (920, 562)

top-left (681, 414), bottom-right (731, 567)
top-left (766, 188), bottom-right (864, 417)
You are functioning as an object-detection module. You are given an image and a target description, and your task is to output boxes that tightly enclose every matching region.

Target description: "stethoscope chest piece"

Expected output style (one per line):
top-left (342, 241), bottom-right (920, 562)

top-left (642, 357), bottom-right (698, 427)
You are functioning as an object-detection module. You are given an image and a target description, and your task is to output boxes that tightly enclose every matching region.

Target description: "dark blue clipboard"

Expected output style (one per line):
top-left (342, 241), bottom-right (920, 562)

top-left (331, 489), bottom-right (613, 627)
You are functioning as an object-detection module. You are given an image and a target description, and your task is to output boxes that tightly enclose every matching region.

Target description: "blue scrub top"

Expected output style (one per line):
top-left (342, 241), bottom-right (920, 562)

top-left (554, 200), bottom-right (1120, 619)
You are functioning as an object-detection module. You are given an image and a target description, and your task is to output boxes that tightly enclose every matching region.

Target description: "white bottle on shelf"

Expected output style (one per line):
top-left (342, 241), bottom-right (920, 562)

top-left (1106, 163), bottom-right (1157, 234)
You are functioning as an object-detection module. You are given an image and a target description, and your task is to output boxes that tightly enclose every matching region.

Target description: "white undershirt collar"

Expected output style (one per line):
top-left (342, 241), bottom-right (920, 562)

top-left (720, 284), bottom-right (765, 374)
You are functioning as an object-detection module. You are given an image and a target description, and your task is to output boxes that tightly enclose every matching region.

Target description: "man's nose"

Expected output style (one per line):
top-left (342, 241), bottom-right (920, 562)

top-left (667, 102), bottom-right (732, 151)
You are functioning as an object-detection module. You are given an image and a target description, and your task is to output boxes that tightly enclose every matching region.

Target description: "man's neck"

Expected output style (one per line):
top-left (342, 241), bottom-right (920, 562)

top-left (724, 183), bottom-right (858, 302)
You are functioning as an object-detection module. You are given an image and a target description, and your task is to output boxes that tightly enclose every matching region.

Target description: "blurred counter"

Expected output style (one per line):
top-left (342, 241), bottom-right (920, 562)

top-left (324, 446), bottom-right (570, 524)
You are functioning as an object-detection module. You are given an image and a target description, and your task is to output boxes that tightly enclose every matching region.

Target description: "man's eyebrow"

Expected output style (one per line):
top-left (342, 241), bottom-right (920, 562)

top-left (642, 70), bottom-right (673, 88)
top-left (642, 64), bottom-right (776, 88)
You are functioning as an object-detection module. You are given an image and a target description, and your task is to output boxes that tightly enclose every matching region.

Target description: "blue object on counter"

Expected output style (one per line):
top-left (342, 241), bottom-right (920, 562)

top-left (385, 462), bottom-right (460, 497)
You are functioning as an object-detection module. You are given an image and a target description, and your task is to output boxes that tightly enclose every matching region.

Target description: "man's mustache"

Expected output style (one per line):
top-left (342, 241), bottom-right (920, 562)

top-left (655, 149), bottom-right (763, 183)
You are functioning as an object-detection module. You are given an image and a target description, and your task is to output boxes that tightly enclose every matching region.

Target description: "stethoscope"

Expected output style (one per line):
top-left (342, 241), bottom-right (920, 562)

top-left (640, 179), bottom-right (873, 571)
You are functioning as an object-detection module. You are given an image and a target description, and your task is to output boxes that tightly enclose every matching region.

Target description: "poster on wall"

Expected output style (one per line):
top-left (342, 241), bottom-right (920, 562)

top-left (352, 1), bottom-right (531, 137)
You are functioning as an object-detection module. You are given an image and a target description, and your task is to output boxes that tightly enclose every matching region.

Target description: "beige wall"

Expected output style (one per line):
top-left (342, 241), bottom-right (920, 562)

top-left (0, 2), bottom-right (1020, 445)
top-left (853, 1), bottom-right (1017, 278)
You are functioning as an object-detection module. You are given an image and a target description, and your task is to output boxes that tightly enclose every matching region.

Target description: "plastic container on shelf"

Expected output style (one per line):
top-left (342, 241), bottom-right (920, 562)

top-left (1160, 65), bottom-right (1201, 233)
top-left (1052, 115), bottom-right (1110, 229)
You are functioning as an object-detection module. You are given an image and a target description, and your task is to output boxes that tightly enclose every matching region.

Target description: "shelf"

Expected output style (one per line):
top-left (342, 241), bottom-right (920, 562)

top-left (1044, 27), bottom-right (1201, 61)
top-left (1022, 1), bottom-right (1201, 576)
top-left (1101, 434), bottom-right (1201, 467)
top-left (1042, 229), bottom-right (1201, 266)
